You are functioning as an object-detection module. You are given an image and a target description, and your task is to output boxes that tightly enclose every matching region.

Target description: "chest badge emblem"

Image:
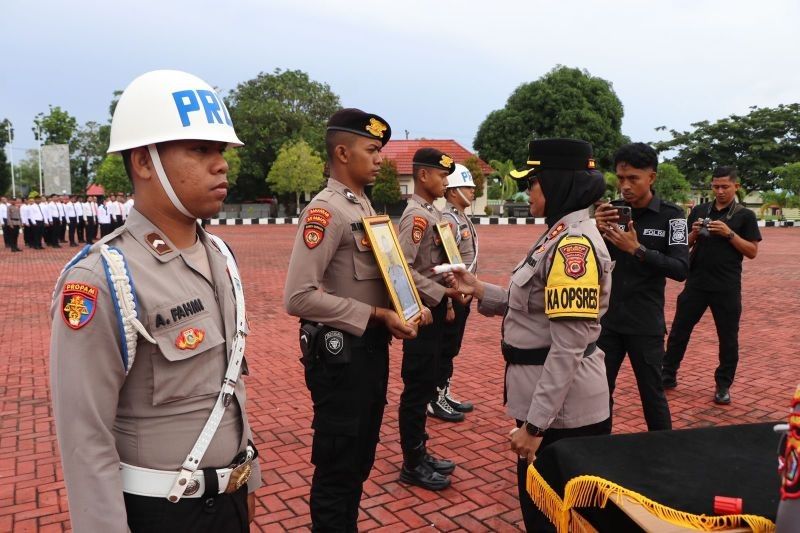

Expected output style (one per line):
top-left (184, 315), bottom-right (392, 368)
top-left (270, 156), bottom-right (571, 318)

top-left (176, 327), bottom-right (205, 350)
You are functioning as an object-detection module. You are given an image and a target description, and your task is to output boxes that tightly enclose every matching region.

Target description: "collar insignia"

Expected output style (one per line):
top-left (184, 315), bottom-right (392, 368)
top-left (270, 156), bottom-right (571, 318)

top-left (146, 232), bottom-right (172, 255)
top-left (344, 189), bottom-right (358, 203)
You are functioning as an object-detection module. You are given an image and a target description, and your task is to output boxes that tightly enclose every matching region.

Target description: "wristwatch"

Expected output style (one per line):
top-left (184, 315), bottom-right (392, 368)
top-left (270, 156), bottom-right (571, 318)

top-left (633, 244), bottom-right (647, 260)
top-left (726, 230), bottom-right (735, 240)
top-left (525, 422), bottom-right (545, 437)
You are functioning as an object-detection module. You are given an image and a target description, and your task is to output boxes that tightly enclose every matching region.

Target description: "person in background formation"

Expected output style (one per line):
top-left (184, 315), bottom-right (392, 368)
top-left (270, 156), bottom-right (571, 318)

top-left (46, 194), bottom-right (62, 248)
top-left (76, 195), bottom-right (87, 243)
top-left (50, 69), bottom-right (263, 533)
top-left (6, 198), bottom-right (22, 252)
top-left (124, 193), bottom-right (135, 218)
top-left (396, 147), bottom-right (463, 491)
top-left (58, 195), bottom-right (68, 243)
top-left (82, 195), bottom-right (98, 244)
top-left (662, 166), bottom-right (761, 405)
top-left (593, 143), bottom-right (688, 431)
top-left (29, 195), bottom-right (47, 249)
top-left (284, 108), bottom-right (430, 531)
top-left (0, 196), bottom-right (8, 249)
top-left (65, 195), bottom-right (79, 246)
top-left (108, 193), bottom-right (123, 229)
top-left (447, 138), bottom-right (613, 531)
top-left (427, 163), bottom-right (478, 423)
top-left (98, 196), bottom-right (113, 237)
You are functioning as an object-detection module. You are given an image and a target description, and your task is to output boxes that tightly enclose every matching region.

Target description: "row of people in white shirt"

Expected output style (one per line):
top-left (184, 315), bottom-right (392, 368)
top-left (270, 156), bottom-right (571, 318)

top-left (1, 194), bottom-right (135, 226)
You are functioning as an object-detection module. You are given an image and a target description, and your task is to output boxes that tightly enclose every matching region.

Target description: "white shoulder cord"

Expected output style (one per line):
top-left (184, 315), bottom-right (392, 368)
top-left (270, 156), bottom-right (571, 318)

top-left (100, 245), bottom-right (157, 374)
top-left (167, 233), bottom-right (247, 502)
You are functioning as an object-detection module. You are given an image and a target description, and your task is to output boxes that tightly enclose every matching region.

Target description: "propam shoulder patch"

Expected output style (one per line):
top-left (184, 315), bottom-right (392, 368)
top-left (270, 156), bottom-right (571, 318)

top-left (545, 235), bottom-right (600, 320)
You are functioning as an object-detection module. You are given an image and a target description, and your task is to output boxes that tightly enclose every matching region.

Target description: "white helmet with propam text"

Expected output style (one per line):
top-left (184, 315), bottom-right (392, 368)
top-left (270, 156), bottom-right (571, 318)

top-left (107, 70), bottom-right (242, 218)
top-left (446, 164), bottom-right (476, 188)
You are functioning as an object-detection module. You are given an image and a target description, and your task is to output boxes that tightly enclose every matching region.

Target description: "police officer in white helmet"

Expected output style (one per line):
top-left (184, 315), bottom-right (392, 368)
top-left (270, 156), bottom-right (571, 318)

top-left (428, 164), bottom-right (479, 422)
top-left (50, 70), bottom-right (262, 532)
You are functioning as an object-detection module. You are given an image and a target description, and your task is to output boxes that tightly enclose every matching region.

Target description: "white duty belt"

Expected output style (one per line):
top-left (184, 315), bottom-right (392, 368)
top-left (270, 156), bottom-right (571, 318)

top-left (165, 232), bottom-right (249, 502)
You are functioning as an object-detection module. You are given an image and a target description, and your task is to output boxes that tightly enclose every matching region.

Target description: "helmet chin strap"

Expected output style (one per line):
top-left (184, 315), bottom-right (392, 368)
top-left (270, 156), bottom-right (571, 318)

top-left (147, 144), bottom-right (196, 219)
top-left (456, 188), bottom-right (472, 214)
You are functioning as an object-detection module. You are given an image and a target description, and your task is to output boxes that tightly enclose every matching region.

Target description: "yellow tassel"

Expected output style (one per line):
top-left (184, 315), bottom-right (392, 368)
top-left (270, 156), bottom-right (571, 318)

top-left (527, 468), bottom-right (776, 533)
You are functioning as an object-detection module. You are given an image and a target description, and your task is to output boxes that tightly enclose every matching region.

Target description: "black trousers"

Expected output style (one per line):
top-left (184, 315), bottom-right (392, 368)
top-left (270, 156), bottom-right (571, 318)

top-left (85, 216), bottom-right (96, 244)
top-left (437, 298), bottom-right (471, 389)
top-left (124, 485), bottom-right (249, 533)
top-left (664, 285), bottom-right (742, 388)
top-left (60, 217), bottom-right (67, 241)
top-left (400, 300), bottom-right (447, 452)
top-left (68, 216), bottom-right (78, 244)
top-left (7, 226), bottom-right (20, 250)
top-left (23, 225), bottom-right (31, 246)
top-left (76, 217), bottom-right (85, 242)
top-left (2, 223), bottom-right (8, 247)
top-left (517, 418), bottom-right (612, 532)
top-left (33, 221), bottom-right (45, 248)
top-left (100, 222), bottom-right (114, 237)
top-left (305, 327), bottom-right (390, 532)
top-left (48, 219), bottom-right (61, 246)
top-left (599, 328), bottom-right (672, 431)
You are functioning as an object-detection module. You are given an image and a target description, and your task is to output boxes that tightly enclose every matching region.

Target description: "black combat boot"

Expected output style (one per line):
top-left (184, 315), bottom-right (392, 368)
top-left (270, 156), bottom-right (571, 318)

top-left (399, 443), bottom-right (450, 491)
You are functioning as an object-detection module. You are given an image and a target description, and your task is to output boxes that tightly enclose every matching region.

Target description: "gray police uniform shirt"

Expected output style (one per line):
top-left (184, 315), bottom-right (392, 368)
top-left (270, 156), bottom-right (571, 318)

top-left (442, 201), bottom-right (477, 273)
top-left (284, 177), bottom-right (389, 335)
top-left (398, 194), bottom-right (446, 307)
top-left (50, 208), bottom-right (262, 533)
top-left (477, 208), bottom-right (613, 430)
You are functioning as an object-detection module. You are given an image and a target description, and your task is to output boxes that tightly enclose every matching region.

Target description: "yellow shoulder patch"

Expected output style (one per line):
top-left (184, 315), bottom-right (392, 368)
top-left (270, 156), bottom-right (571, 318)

top-left (545, 235), bottom-right (600, 320)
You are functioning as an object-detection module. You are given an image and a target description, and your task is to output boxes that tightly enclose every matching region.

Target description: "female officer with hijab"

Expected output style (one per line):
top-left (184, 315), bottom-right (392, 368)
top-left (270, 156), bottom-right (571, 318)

top-left (447, 138), bottom-right (613, 531)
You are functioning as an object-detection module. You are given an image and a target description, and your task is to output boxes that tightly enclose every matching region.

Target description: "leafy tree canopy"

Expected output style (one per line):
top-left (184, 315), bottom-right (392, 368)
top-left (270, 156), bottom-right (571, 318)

top-left (372, 159), bottom-right (402, 211)
top-left (94, 155), bottom-right (131, 194)
top-left (266, 139), bottom-right (325, 214)
top-left (474, 66), bottom-right (627, 170)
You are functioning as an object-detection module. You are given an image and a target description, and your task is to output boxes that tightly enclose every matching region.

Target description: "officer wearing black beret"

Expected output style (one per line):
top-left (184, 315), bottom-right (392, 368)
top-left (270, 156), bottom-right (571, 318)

top-left (285, 108), bottom-right (431, 529)
top-left (396, 147), bottom-right (462, 491)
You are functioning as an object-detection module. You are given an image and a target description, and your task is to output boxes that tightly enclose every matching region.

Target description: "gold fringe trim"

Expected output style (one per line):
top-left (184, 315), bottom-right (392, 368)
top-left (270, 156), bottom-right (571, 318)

top-left (527, 465), bottom-right (776, 533)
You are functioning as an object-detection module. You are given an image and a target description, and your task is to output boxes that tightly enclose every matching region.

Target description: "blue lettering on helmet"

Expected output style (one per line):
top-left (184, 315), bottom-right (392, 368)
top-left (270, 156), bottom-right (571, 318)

top-left (197, 90), bottom-right (224, 125)
top-left (172, 90), bottom-right (201, 127)
top-left (173, 89), bottom-right (233, 127)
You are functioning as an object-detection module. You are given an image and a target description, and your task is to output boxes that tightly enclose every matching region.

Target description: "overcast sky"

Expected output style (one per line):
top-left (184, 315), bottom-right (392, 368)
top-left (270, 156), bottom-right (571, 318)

top-left (2, 0), bottom-right (799, 163)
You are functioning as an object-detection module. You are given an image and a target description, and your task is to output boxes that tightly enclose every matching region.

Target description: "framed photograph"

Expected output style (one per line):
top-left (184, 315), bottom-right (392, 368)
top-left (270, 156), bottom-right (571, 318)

top-left (436, 221), bottom-right (463, 264)
top-left (362, 215), bottom-right (424, 324)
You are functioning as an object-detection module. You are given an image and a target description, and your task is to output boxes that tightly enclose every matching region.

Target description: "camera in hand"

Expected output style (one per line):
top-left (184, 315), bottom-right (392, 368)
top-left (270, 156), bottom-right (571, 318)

top-left (698, 218), bottom-right (711, 238)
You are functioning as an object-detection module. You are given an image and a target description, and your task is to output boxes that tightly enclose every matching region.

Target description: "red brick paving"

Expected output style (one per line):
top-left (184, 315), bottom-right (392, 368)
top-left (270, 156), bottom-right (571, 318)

top-left (0, 225), bottom-right (797, 531)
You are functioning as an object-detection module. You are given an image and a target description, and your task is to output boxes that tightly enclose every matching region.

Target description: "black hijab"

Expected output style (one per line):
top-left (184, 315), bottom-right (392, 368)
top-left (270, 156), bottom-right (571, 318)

top-left (538, 168), bottom-right (606, 227)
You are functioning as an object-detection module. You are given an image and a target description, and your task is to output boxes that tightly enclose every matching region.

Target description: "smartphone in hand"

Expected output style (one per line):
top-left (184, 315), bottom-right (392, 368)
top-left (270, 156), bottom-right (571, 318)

top-left (614, 206), bottom-right (631, 230)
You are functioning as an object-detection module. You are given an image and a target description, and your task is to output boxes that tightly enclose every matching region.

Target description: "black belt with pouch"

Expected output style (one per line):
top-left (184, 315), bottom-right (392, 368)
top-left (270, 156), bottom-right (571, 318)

top-left (501, 342), bottom-right (597, 365)
top-left (299, 320), bottom-right (352, 367)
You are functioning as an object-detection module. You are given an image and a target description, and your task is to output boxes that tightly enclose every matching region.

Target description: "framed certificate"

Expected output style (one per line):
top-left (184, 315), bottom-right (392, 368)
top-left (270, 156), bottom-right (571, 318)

top-left (436, 221), bottom-right (463, 264)
top-left (362, 215), bottom-right (424, 324)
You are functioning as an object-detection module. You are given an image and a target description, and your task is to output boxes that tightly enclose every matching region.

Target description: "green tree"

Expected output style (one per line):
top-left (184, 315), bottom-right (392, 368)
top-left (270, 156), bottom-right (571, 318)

top-left (95, 155), bottom-right (132, 194)
top-left (227, 69), bottom-right (340, 200)
top-left (759, 190), bottom-right (798, 219)
top-left (655, 163), bottom-right (691, 204)
top-left (372, 159), bottom-right (402, 213)
top-left (463, 156), bottom-right (486, 199)
top-left (604, 172), bottom-right (619, 200)
top-left (266, 140), bottom-right (325, 215)
top-left (654, 104), bottom-right (800, 191)
top-left (223, 149), bottom-right (242, 185)
top-left (474, 66), bottom-right (627, 169)
top-left (772, 162), bottom-right (800, 198)
top-left (70, 121), bottom-right (109, 194)
top-left (489, 159), bottom-right (518, 201)
top-left (33, 105), bottom-right (78, 145)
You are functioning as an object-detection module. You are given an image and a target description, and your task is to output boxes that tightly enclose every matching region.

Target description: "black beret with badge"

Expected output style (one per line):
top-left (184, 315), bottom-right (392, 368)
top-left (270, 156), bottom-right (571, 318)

top-left (412, 147), bottom-right (456, 174)
top-left (510, 138), bottom-right (597, 180)
top-left (327, 108), bottom-right (392, 146)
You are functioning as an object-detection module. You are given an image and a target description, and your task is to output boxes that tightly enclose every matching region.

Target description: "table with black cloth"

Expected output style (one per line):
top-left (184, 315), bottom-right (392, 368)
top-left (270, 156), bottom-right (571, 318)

top-left (528, 422), bottom-right (780, 532)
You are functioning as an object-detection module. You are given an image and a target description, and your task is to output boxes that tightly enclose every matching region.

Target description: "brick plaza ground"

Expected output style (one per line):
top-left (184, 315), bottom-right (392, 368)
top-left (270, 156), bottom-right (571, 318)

top-left (1, 224), bottom-right (797, 532)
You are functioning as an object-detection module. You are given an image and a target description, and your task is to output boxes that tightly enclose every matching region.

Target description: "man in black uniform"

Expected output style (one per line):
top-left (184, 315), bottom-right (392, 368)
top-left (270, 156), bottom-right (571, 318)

top-left (595, 143), bottom-right (688, 431)
top-left (662, 166), bottom-right (761, 405)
